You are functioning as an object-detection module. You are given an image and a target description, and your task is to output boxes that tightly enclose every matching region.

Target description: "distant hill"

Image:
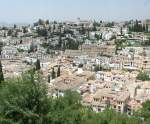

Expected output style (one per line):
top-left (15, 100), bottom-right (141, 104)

top-left (0, 22), bottom-right (30, 27)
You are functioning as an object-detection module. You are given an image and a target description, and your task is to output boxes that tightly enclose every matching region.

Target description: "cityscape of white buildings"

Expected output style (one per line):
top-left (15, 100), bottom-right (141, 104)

top-left (1, 19), bottom-right (150, 114)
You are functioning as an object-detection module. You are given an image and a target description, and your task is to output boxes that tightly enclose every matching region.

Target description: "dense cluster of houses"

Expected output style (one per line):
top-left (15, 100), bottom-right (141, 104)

top-left (1, 19), bottom-right (150, 114)
top-left (47, 56), bottom-right (150, 114)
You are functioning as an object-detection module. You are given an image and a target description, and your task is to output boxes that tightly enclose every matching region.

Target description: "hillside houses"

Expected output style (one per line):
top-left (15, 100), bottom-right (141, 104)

top-left (1, 19), bottom-right (150, 115)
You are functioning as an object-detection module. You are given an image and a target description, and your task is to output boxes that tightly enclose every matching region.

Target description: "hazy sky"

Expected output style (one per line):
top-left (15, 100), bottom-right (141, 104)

top-left (0, 0), bottom-right (150, 23)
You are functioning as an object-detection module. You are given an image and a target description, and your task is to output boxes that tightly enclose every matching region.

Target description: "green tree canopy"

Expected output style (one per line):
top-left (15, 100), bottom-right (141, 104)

top-left (137, 71), bottom-right (150, 81)
top-left (0, 70), bottom-right (50, 124)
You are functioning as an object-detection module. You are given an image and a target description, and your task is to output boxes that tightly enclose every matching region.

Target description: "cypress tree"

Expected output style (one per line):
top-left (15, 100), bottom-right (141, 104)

top-left (4, 32), bottom-right (6, 37)
top-left (14, 24), bottom-right (17, 29)
top-left (57, 66), bottom-right (60, 77)
top-left (29, 42), bottom-right (34, 53)
top-left (48, 74), bottom-right (51, 83)
top-left (120, 27), bottom-right (123, 35)
top-left (0, 42), bottom-right (4, 83)
top-left (35, 59), bottom-right (41, 70)
top-left (58, 36), bottom-right (62, 49)
top-left (143, 24), bottom-right (146, 32)
top-left (51, 68), bottom-right (56, 79)
top-left (87, 28), bottom-right (90, 39)
top-left (81, 24), bottom-right (85, 34)
top-left (146, 24), bottom-right (149, 33)
top-left (0, 61), bottom-right (4, 83)
top-left (0, 42), bottom-right (2, 55)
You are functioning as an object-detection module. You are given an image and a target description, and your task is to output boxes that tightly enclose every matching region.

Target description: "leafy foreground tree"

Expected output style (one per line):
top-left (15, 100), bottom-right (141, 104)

top-left (135, 100), bottom-right (150, 124)
top-left (0, 70), bottom-right (142, 124)
top-left (0, 70), bottom-right (50, 124)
